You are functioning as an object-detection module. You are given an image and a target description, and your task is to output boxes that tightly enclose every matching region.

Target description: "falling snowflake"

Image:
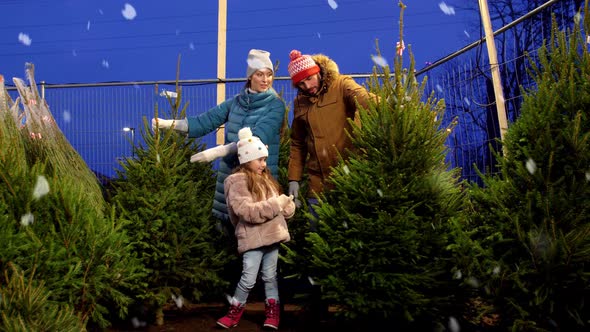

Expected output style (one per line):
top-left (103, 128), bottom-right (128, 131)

top-left (586, 171), bottom-right (590, 181)
top-left (98, 9), bottom-right (104, 15)
top-left (463, 97), bottom-right (471, 106)
top-left (131, 317), bottom-right (146, 328)
top-left (439, 2), bottom-right (455, 15)
top-left (63, 110), bottom-right (71, 123)
top-left (101, 59), bottom-right (110, 68)
top-left (327, 0), bottom-right (338, 10)
top-left (160, 90), bottom-right (177, 98)
top-left (376, 189), bottom-right (383, 197)
top-left (448, 316), bottom-right (460, 332)
top-left (371, 55), bottom-right (388, 67)
top-left (526, 158), bottom-right (537, 174)
top-left (18, 33), bottom-right (32, 46)
top-left (72, 50), bottom-right (77, 56)
top-left (87, 20), bottom-right (91, 31)
top-left (121, 3), bottom-right (137, 20)
top-left (171, 294), bottom-right (184, 308)
top-left (492, 266), bottom-right (501, 275)
top-left (33, 175), bottom-right (50, 199)
top-left (307, 276), bottom-right (317, 286)
top-left (316, 32), bottom-right (321, 39)
top-left (587, 35), bottom-right (590, 45)
top-left (464, 30), bottom-right (470, 38)
top-left (436, 84), bottom-right (443, 93)
top-left (189, 42), bottom-right (195, 50)
top-left (21, 213), bottom-right (34, 226)
top-left (342, 165), bottom-right (350, 175)
top-left (453, 270), bottom-right (462, 279)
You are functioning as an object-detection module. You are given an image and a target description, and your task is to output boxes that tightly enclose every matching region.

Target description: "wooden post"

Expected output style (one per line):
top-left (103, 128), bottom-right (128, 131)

top-left (216, 0), bottom-right (227, 145)
top-left (478, 0), bottom-right (508, 148)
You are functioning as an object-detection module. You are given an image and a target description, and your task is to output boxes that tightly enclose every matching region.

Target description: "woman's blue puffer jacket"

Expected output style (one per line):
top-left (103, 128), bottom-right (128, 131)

top-left (187, 87), bottom-right (286, 222)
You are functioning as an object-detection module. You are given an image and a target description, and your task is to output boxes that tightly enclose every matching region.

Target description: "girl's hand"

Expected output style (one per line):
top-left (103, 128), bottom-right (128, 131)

top-left (277, 194), bottom-right (294, 210)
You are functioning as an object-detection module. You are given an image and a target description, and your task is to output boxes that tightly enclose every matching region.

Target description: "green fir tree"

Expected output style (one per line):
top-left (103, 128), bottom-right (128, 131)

top-left (108, 66), bottom-right (231, 325)
top-left (0, 68), bottom-right (145, 329)
top-left (0, 264), bottom-right (84, 332)
top-left (283, 2), bottom-right (468, 328)
top-left (468, 5), bottom-right (590, 331)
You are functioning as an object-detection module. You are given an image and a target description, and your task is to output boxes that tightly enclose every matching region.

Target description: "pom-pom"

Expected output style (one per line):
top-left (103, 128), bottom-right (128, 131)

top-left (238, 127), bottom-right (253, 140)
top-left (289, 50), bottom-right (302, 61)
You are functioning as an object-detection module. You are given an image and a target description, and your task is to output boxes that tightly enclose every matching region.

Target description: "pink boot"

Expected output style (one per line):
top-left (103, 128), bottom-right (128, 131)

top-left (263, 298), bottom-right (280, 330)
top-left (216, 299), bottom-right (245, 329)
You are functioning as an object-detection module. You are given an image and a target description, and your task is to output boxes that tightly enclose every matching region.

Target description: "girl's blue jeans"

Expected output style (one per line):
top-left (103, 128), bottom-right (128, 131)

top-left (233, 243), bottom-right (279, 304)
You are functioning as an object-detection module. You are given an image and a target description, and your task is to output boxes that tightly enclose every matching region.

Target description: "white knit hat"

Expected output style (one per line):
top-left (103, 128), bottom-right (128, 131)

top-left (246, 49), bottom-right (273, 78)
top-left (237, 127), bottom-right (268, 164)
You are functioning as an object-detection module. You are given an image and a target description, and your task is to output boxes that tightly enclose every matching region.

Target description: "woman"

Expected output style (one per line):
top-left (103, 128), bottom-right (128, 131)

top-left (152, 49), bottom-right (286, 225)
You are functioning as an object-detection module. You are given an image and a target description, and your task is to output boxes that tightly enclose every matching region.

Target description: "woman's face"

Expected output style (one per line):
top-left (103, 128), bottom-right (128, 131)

top-left (249, 68), bottom-right (273, 92)
top-left (246, 156), bottom-right (267, 175)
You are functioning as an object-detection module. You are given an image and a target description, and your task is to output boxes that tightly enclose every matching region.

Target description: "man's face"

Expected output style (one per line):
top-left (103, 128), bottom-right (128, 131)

top-left (296, 73), bottom-right (321, 95)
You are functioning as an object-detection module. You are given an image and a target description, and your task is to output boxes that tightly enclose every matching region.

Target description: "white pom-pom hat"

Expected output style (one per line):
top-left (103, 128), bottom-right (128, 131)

top-left (237, 127), bottom-right (268, 164)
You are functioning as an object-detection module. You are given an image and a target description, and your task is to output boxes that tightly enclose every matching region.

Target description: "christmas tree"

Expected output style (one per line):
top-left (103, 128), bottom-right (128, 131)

top-left (108, 64), bottom-right (231, 325)
top-left (0, 264), bottom-right (83, 331)
top-left (0, 67), bottom-right (145, 329)
top-left (468, 5), bottom-right (590, 330)
top-left (283, 2), bottom-right (468, 327)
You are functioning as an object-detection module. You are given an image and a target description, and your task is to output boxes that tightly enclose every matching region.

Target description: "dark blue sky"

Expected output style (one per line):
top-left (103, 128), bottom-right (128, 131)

top-left (1, 0), bottom-right (475, 84)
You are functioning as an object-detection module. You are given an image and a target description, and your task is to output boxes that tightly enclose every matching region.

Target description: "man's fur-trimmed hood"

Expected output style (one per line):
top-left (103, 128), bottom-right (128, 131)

top-left (310, 53), bottom-right (340, 90)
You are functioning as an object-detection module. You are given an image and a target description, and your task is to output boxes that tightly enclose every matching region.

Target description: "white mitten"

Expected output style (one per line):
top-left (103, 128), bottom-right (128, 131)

top-left (190, 142), bottom-right (237, 163)
top-left (276, 194), bottom-right (294, 211)
top-left (151, 118), bottom-right (188, 133)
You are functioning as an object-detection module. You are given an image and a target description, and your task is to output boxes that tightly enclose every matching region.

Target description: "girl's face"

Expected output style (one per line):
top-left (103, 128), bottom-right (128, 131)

top-left (249, 68), bottom-right (273, 92)
top-left (246, 156), bottom-right (267, 175)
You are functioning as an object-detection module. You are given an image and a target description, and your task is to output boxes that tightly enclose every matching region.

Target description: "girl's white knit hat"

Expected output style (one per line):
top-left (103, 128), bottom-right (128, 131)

top-left (237, 127), bottom-right (268, 164)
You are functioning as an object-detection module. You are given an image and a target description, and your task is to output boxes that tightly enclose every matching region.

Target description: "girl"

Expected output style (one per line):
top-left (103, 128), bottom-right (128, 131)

top-left (217, 127), bottom-right (295, 330)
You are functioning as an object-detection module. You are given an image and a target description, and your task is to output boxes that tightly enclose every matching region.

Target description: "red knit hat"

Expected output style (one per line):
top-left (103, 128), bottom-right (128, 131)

top-left (288, 50), bottom-right (320, 84)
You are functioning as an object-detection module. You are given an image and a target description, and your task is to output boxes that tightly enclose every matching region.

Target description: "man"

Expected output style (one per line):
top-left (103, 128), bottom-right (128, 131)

top-left (287, 49), bottom-right (374, 217)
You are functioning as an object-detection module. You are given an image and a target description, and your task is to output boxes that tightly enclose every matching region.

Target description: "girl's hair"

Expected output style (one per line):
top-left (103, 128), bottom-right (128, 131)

top-left (235, 164), bottom-right (281, 201)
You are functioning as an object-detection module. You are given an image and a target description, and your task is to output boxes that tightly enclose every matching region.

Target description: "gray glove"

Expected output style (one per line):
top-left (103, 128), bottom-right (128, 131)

top-left (151, 118), bottom-right (188, 133)
top-left (190, 142), bottom-right (237, 163)
top-left (288, 181), bottom-right (302, 208)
